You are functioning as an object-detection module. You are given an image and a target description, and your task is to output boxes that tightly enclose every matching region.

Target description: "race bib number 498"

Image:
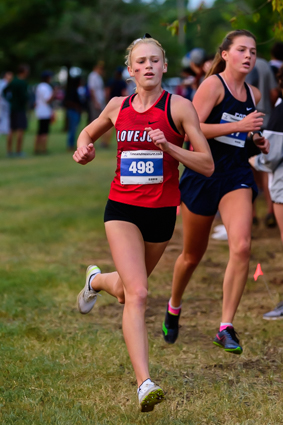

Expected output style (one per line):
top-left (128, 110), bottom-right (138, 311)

top-left (120, 150), bottom-right (163, 185)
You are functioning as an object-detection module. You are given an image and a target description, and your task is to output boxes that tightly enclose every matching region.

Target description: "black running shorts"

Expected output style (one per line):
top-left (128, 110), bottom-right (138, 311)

top-left (104, 199), bottom-right (177, 243)
top-left (37, 118), bottom-right (51, 135)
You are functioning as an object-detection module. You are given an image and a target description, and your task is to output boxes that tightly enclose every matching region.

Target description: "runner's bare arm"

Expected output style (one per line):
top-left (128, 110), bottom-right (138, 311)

top-left (249, 85), bottom-right (261, 104)
top-left (193, 76), bottom-right (264, 138)
top-left (147, 96), bottom-right (214, 177)
top-left (78, 97), bottom-right (124, 147)
top-left (73, 97), bottom-right (124, 165)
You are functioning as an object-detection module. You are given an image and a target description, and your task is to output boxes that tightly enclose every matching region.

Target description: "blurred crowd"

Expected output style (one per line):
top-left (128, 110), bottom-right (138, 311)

top-left (1, 41), bottom-right (282, 158)
top-left (0, 61), bottom-right (131, 157)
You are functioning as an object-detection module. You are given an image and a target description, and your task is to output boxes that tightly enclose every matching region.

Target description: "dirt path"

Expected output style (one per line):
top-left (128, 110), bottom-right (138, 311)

top-left (93, 210), bottom-right (283, 350)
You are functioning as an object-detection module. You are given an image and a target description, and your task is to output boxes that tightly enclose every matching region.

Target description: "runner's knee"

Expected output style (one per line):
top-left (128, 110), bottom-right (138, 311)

top-left (182, 251), bottom-right (202, 270)
top-left (230, 238), bottom-right (251, 261)
top-left (125, 285), bottom-right (148, 306)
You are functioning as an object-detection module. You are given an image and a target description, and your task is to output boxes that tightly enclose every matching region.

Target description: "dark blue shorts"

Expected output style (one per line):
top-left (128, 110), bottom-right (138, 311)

top-left (104, 199), bottom-right (177, 243)
top-left (180, 167), bottom-right (258, 216)
top-left (10, 111), bottom-right (27, 131)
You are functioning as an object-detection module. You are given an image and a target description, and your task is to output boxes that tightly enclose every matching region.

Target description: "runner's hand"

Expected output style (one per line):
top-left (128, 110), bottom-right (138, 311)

top-left (73, 143), bottom-right (96, 164)
top-left (253, 134), bottom-right (270, 154)
top-left (145, 127), bottom-right (169, 152)
top-left (237, 110), bottom-right (265, 132)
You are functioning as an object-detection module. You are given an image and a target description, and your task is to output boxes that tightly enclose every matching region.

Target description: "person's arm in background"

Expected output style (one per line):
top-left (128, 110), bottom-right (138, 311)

top-left (269, 68), bottom-right (280, 106)
top-left (250, 134), bottom-right (283, 172)
top-left (251, 102), bottom-right (283, 171)
top-left (2, 81), bottom-right (12, 102)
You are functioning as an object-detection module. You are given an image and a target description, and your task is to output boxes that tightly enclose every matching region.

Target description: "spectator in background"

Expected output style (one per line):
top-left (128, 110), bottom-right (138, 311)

top-left (270, 42), bottom-right (283, 83)
top-left (3, 64), bottom-right (30, 157)
top-left (180, 48), bottom-right (207, 100)
top-left (105, 66), bottom-right (127, 100)
top-left (175, 67), bottom-right (196, 101)
top-left (0, 71), bottom-right (13, 140)
top-left (250, 64), bottom-right (283, 320)
top-left (251, 66), bottom-right (283, 244)
top-left (122, 68), bottom-right (136, 95)
top-left (176, 67), bottom-right (197, 149)
top-left (34, 71), bottom-right (55, 155)
top-left (189, 48), bottom-right (207, 86)
top-left (100, 66), bottom-right (128, 149)
top-left (203, 54), bottom-right (216, 77)
top-left (87, 60), bottom-right (109, 147)
top-left (246, 57), bottom-right (279, 227)
top-left (246, 57), bottom-right (278, 128)
top-left (87, 60), bottom-right (105, 123)
top-left (177, 53), bottom-right (214, 103)
top-left (64, 76), bottom-right (84, 151)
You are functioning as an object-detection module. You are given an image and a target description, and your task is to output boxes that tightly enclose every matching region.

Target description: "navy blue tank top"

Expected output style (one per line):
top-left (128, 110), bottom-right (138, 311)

top-left (205, 74), bottom-right (256, 173)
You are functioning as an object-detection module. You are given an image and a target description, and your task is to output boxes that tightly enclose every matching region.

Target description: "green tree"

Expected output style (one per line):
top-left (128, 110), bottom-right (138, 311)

top-left (0, 0), bottom-right (185, 79)
top-left (45, 0), bottom-right (185, 78)
top-left (167, 0), bottom-right (283, 59)
top-left (0, 0), bottom-right (67, 71)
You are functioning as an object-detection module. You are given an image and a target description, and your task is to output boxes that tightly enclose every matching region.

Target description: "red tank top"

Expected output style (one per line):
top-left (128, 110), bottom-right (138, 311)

top-left (109, 90), bottom-right (184, 208)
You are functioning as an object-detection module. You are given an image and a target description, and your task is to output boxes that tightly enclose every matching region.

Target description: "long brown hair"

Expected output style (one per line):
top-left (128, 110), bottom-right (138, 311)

top-left (206, 29), bottom-right (256, 78)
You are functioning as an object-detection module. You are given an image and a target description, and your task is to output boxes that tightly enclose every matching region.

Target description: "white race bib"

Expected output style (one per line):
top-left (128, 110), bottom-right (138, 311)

top-left (120, 150), bottom-right (163, 185)
top-left (214, 112), bottom-right (247, 148)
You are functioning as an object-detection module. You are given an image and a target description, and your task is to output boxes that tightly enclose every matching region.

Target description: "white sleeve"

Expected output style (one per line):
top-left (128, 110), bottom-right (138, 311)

top-left (254, 130), bottom-right (283, 172)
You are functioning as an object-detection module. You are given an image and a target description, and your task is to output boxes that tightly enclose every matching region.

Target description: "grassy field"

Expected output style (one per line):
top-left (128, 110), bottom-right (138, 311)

top-left (0, 113), bottom-right (283, 424)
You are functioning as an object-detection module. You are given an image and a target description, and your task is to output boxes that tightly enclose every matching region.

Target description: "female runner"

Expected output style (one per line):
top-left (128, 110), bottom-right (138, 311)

top-left (162, 30), bottom-right (269, 354)
top-left (73, 35), bottom-right (214, 412)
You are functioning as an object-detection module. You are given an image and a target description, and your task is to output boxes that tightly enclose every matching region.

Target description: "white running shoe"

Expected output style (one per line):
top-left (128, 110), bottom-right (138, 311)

top-left (77, 265), bottom-right (101, 314)
top-left (211, 224), bottom-right (228, 240)
top-left (138, 380), bottom-right (165, 412)
top-left (263, 301), bottom-right (283, 320)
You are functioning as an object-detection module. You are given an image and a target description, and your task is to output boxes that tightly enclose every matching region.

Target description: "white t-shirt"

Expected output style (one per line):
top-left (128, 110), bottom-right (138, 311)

top-left (0, 79), bottom-right (10, 134)
top-left (87, 71), bottom-right (105, 108)
top-left (35, 82), bottom-right (53, 119)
